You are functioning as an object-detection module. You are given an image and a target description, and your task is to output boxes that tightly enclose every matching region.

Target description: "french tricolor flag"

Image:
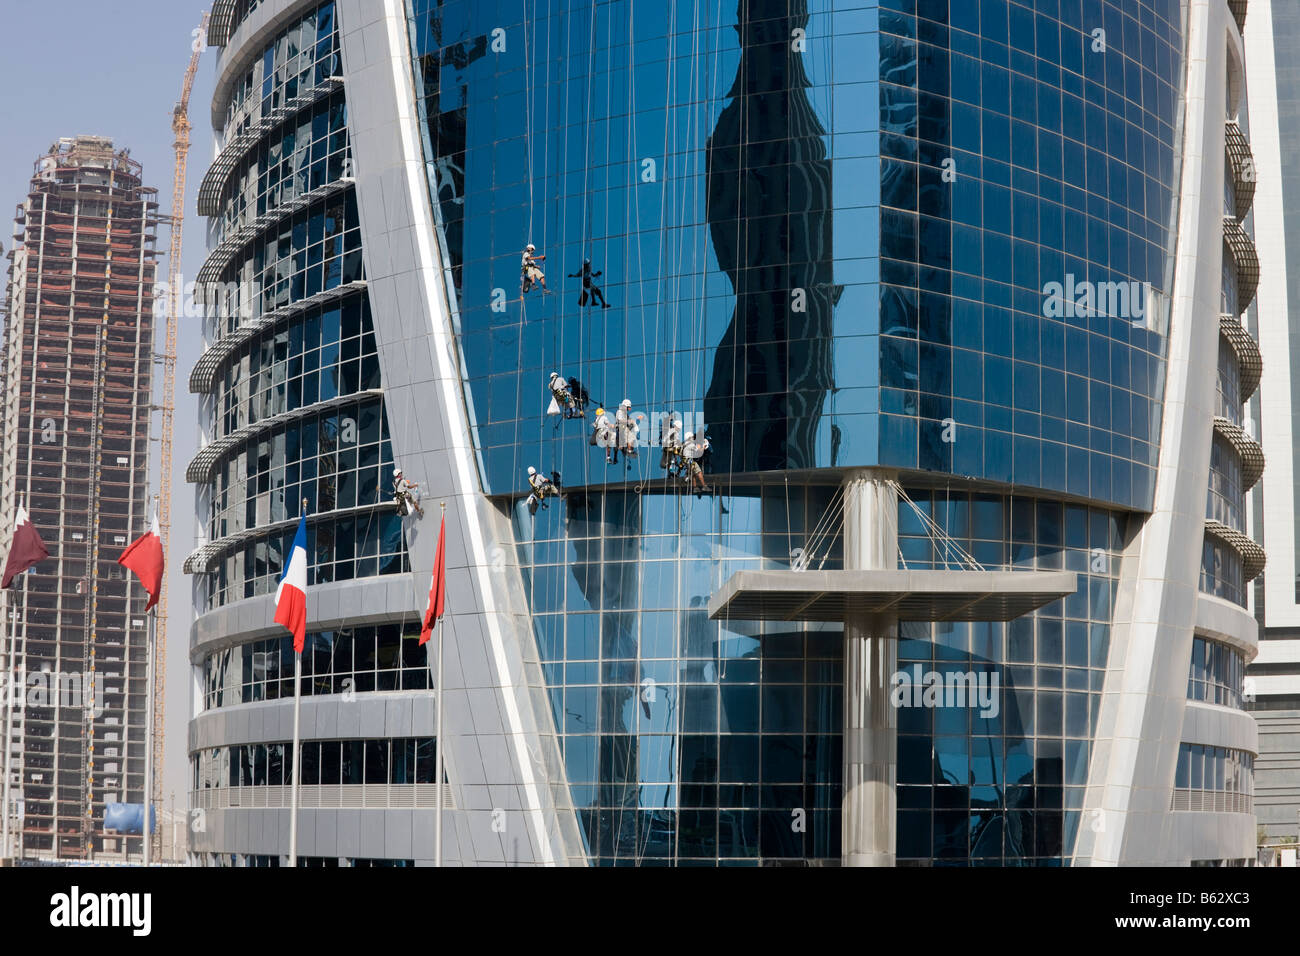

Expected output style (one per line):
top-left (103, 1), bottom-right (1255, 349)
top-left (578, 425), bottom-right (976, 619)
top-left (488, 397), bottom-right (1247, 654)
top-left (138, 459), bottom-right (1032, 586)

top-left (275, 515), bottom-right (309, 653)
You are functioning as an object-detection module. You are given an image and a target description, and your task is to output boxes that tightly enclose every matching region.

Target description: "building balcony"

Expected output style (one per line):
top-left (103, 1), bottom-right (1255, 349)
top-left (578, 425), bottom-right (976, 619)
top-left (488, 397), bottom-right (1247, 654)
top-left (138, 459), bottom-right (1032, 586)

top-left (1204, 519), bottom-right (1265, 582)
top-left (1219, 312), bottom-right (1262, 401)
top-left (1223, 216), bottom-right (1259, 311)
top-left (1212, 416), bottom-right (1264, 490)
top-left (196, 75), bottom-right (345, 218)
top-left (188, 280), bottom-right (367, 394)
top-left (195, 175), bottom-right (353, 287)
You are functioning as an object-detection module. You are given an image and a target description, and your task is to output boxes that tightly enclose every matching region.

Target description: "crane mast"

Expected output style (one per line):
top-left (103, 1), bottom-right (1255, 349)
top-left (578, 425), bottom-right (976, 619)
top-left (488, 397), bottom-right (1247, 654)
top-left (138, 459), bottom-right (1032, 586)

top-left (153, 10), bottom-right (208, 859)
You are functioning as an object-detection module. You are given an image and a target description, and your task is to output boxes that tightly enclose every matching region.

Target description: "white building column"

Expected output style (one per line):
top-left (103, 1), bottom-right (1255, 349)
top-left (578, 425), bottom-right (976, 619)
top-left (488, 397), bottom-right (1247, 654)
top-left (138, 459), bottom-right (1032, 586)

top-left (840, 469), bottom-right (898, 867)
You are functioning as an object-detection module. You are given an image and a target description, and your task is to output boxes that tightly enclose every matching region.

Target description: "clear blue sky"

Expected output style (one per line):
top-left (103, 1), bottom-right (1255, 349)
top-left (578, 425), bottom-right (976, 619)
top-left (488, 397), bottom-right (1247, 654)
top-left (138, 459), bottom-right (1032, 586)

top-left (1, 0), bottom-right (216, 811)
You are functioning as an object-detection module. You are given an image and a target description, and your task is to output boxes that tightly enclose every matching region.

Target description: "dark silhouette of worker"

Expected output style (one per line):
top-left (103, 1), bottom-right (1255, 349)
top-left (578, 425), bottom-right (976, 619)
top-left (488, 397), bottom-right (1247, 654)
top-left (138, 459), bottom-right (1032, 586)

top-left (567, 259), bottom-right (611, 308)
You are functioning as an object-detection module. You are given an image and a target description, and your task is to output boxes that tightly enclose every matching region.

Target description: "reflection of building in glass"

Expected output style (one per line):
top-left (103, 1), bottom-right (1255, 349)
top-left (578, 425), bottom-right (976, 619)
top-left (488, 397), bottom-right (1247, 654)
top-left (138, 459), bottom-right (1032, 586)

top-left (704, 0), bottom-right (837, 473)
top-left (0, 136), bottom-right (159, 861)
top-left (188, 0), bottom-right (1263, 866)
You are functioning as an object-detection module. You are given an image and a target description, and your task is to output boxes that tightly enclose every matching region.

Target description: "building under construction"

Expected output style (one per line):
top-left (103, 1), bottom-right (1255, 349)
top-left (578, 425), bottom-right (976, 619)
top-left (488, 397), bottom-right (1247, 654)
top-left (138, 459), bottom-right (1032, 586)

top-left (0, 136), bottom-right (158, 861)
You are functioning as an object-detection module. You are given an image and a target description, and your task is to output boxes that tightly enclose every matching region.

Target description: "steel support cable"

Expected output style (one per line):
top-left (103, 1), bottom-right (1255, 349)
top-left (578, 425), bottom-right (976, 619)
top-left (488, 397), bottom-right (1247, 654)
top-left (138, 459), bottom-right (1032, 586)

top-left (891, 480), bottom-right (983, 571)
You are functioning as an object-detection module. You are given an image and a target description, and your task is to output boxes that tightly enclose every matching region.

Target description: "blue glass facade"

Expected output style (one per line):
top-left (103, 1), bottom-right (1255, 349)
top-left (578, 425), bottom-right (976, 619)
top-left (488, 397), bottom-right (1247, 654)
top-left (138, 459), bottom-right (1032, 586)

top-left (405, 0), bottom-right (1186, 864)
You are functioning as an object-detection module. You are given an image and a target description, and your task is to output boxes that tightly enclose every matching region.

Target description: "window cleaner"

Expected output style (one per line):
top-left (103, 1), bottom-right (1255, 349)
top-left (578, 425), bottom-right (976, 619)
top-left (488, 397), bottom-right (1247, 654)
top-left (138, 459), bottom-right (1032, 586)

top-left (521, 243), bottom-right (550, 294)
top-left (591, 407), bottom-right (618, 463)
top-left (566, 259), bottom-right (611, 308)
top-left (659, 410), bottom-right (683, 474)
top-left (681, 433), bottom-right (711, 495)
top-left (547, 372), bottom-right (586, 419)
top-left (616, 399), bottom-right (639, 460)
top-left (393, 467), bottom-right (425, 517)
top-left (526, 465), bottom-right (562, 515)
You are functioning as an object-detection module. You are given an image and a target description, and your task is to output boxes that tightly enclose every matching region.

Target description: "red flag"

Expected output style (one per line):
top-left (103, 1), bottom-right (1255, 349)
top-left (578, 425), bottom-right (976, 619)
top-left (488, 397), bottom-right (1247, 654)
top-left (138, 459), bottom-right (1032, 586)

top-left (2, 504), bottom-right (49, 589)
top-left (419, 513), bottom-right (446, 645)
top-left (118, 516), bottom-right (164, 611)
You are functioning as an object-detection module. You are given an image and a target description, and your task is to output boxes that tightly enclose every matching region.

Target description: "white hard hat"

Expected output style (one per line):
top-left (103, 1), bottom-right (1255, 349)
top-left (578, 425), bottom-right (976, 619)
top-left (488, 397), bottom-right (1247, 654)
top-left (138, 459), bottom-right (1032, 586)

top-left (685, 432), bottom-right (694, 440)
top-left (550, 371), bottom-right (560, 380)
top-left (526, 243), bottom-right (535, 251)
top-left (621, 398), bottom-right (631, 407)
top-left (527, 466), bottom-right (536, 475)
top-left (394, 468), bottom-right (402, 476)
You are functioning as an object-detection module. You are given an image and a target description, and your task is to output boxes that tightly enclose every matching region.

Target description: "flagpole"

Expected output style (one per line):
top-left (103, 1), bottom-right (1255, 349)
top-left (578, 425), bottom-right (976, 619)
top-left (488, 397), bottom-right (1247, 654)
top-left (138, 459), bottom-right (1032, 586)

top-left (288, 498), bottom-right (306, 867)
top-left (435, 501), bottom-right (445, 868)
top-left (142, 606), bottom-right (155, 867)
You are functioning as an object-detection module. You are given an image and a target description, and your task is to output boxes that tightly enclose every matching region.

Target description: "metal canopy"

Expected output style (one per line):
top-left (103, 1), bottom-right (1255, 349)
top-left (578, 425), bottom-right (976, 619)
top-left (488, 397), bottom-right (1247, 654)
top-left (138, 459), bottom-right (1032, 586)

top-left (708, 569), bottom-right (1079, 623)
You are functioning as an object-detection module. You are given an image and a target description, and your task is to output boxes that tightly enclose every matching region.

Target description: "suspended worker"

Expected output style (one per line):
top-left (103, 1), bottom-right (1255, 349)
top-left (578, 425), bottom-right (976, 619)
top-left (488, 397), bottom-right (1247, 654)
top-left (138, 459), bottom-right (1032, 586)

top-left (616, 399), bottom-right (639, 459)
top-left (547, 372), bottom-right (585, 419)
top-left (521, 243), bottom-right (549, 294)
top-left (681, 432), bottom-right (711, 495)
top-left (659, 411), bottom-right (683, 474)
top-left (591, 407), bottom-right (618, 464)
top-left (393, 467), bottom-right (424, 517)
top-left (567, 259), bottom-right (611, 309)
top-left (525, 465), bottom-right (561, 515)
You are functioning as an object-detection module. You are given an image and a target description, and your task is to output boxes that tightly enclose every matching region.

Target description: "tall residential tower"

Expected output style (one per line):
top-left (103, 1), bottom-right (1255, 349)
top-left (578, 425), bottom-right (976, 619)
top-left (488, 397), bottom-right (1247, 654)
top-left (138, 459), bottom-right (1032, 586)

top-left (0, 136), bottom-right (159, 861)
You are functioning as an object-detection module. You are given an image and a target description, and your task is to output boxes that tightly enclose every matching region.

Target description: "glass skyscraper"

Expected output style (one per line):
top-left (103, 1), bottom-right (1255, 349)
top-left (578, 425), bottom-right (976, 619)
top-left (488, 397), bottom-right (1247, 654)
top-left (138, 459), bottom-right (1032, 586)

top-left (187, 0), bottom-right (1263, 866)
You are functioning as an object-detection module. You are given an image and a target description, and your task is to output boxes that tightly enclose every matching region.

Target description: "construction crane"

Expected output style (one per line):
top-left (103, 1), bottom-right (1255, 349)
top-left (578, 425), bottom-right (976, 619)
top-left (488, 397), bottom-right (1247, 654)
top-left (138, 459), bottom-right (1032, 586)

top-left (152, 9), bottom-right (208, 858)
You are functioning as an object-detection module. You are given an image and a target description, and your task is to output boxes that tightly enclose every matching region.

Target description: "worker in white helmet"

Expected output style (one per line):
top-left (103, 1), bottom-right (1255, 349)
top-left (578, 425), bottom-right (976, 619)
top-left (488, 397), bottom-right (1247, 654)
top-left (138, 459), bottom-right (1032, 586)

top-left (393, 466), bottom-right (424, 517)
top-left (521, 243), bottom-right (549, 294)
top-left (681, 432), bottom-right (710, 494)
top-left (547, 371), bottom-right (583, 419)
top-left (615, 398), bottom-right (639, 459)
top-left (525, 465), bottom-right (560, 515)
top-left (659, 410), bottom-right (683, 473)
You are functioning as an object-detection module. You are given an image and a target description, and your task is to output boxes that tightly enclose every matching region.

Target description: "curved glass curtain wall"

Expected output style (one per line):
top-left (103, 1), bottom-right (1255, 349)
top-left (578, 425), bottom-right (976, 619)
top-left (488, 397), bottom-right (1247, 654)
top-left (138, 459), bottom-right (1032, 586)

top-left (1174, 744), bottom-right (1254, 800)
top-left (407, 0), bottom-right (1182, 506)
top-left (214, 91), bottom-right (351, 244)
top-left (1187, 636), bottom-right (1245, 710)
top-left (215, 191), bottom-right (365, 324)
top-left (212, 293), bottom-right (381, 443)
top-left (897, 490), bottom-right (1125, 863)
top-left (199, 4), bottom-right (400, 615)
top-left (204, 395), bottom-right (408, 610)
top-left (873, 0), bottom-right (1182, 511)
top-left (192, 737), bottom-right (437, 789)
top-left (1201, 535), bottom-right (1244, 607)
top-left (1206, 434), bottom-right (1244, 531)
top-left (406, 0), bottom-right (1183, 864)
top-left (510, 483), bottom-right (845, 863)
top-left (1214, 340), bottom-right (1240, 425)
top-left (203, 622), bottom-right (429, 709)
top-left (222, 1), bottom-right (341, 143)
